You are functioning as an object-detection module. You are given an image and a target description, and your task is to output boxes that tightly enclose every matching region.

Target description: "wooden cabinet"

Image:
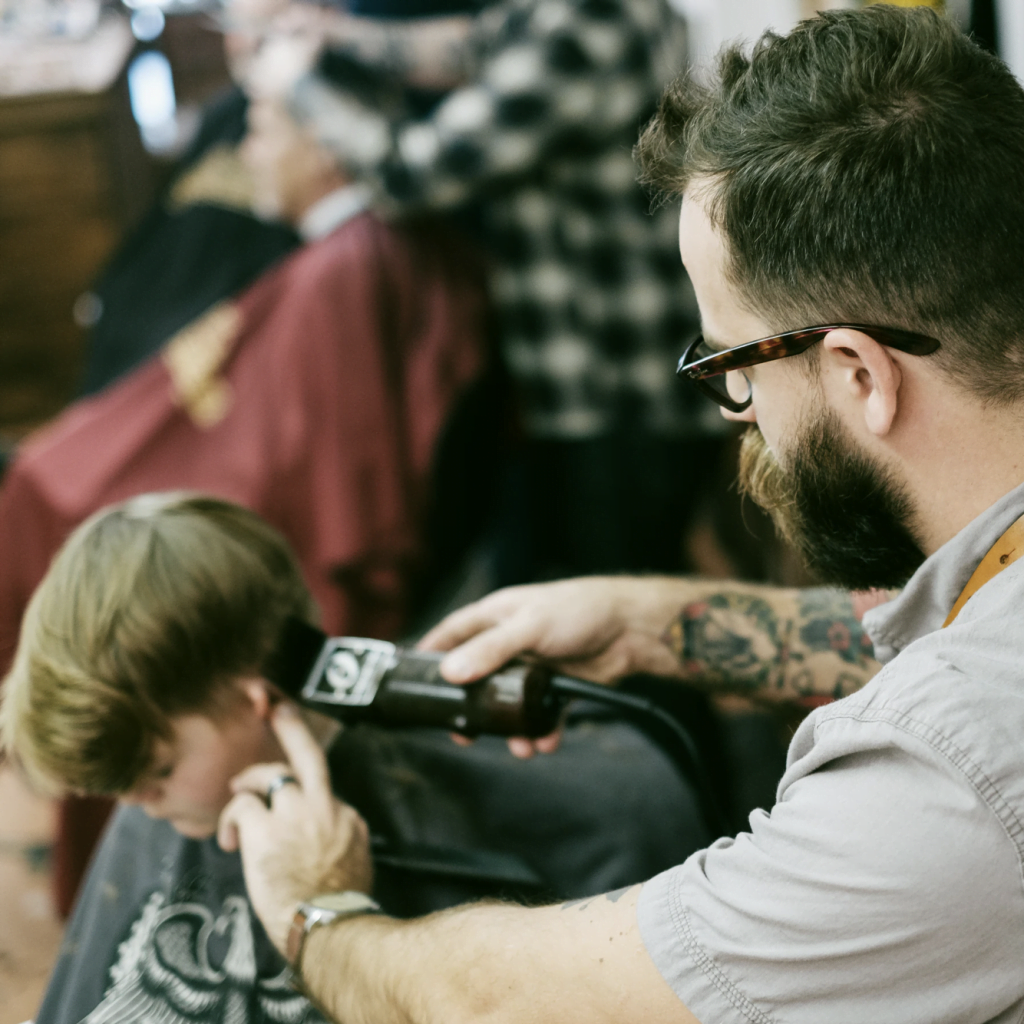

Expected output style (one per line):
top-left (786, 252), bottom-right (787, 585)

top-left (0, 18), bottom-right (156, 439)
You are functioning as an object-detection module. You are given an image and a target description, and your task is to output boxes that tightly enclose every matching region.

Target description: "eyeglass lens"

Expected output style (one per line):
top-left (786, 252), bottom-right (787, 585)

top-left (690, 338), bottom-right (752, 406)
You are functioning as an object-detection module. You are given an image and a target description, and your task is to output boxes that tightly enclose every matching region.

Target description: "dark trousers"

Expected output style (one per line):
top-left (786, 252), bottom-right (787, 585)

top-left (494, 432), bottom-right (727, 585)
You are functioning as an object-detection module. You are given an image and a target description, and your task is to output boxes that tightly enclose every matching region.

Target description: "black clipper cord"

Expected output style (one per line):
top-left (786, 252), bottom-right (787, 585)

top-left (264, 618), bottom-right (730, 838)
top-left (547, 675), bottom-right (729, 838)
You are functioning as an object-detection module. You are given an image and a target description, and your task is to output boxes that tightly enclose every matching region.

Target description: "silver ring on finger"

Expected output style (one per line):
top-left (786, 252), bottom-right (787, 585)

top-left (264, 773), bottom-right (299, 808)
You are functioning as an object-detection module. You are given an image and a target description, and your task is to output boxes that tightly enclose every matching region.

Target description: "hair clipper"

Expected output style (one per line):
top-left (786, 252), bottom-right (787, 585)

top-left (263, 618), bottom-right (561, 738)
top-left (263, 618), bottom-right (730, 835)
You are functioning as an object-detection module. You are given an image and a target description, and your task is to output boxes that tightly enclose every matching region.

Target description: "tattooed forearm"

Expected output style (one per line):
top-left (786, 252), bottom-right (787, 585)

top-left (662, 587), bottom-right (882, 701)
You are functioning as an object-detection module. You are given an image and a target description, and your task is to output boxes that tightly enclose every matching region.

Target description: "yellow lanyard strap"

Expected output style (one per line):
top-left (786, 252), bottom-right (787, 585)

top-left (943, 513), bottom-right (1024, 627)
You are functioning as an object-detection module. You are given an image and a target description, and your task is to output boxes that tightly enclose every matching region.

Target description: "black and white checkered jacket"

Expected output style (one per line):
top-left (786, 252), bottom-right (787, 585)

top-left (294, 0), bottom-right (722, 439)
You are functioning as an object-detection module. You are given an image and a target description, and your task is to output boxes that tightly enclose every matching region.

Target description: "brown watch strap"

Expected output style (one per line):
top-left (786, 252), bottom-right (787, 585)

top-left (286, 892), bottom-right (383, 973)
top-left (287, 906), bottom-right (310, 968)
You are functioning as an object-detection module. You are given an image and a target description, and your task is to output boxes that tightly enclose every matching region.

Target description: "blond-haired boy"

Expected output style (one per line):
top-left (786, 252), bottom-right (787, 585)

top-left (1, 491), bottom-right (322, 839)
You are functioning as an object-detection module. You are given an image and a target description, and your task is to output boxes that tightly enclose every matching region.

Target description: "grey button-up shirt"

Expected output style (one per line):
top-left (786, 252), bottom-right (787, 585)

top-left (638, 479), bottom-right (1024, 1024)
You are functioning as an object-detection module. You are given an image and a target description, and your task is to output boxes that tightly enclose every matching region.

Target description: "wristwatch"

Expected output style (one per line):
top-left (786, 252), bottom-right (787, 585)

top-left (286, 891), bottom-right (382, 969)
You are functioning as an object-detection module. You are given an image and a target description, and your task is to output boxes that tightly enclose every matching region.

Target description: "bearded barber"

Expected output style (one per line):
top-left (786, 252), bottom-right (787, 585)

top-left (219, 8), bottom-right (1024, 1022)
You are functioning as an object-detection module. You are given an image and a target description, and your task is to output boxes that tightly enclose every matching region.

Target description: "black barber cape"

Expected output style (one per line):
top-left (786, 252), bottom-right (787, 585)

top-left (39, 719), bottom-right (709, 1023)
top-left (37, 806), bottom-right (325, 1024)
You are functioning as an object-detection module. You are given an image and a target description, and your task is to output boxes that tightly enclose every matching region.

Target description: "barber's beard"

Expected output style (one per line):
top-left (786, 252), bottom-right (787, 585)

top-left (738, 413), bottom-right (925, 590)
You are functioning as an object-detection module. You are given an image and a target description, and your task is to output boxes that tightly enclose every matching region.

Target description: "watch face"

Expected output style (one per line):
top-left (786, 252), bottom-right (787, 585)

top-left (291, 891), bottom-right (381, 966)
top-left (309, 892), bottom-right (378, 914)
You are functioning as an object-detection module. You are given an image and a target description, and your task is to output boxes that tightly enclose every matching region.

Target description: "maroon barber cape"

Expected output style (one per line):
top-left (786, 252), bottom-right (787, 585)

top-left (0, 212), bottom-right (486, 914)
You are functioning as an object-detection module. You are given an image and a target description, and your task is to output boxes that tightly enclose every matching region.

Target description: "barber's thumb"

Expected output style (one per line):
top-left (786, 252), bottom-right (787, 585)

top-left (217, 811), bottom-right (240, 853)
top-left (217, 791), bottom-right (262, 852)
top-left (439, 648), bottom-right (477, 683)
top-left (441, 633), bottom-right (510, 683)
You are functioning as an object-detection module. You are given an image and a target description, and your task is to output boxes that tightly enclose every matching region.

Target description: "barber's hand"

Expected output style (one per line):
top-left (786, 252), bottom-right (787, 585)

top-left (242, 31), bottom-right (322, 102)
top-left (421, 576), bottom-right (685, 683)
top-left (419, 577), bottom-right (688, 757)
top-left (218, 703), bottom-right (372, 956)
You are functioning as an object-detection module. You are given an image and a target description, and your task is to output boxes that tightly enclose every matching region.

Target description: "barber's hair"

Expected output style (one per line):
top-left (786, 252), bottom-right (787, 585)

top-left (0, 493), bottom-right (316, 796)
top-left (636, 5), bottom-right (1024, 402)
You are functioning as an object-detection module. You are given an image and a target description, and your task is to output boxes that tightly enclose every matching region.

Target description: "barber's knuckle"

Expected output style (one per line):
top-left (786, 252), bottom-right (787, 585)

top-left (518, 606), bottom-right (541, 631)
top-left (495, 585), bottom-right (526, 606)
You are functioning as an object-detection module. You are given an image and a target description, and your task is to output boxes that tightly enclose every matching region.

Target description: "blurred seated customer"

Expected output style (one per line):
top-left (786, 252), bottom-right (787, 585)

top-left (0, 100), bottom-right (488, 917)
top-left (80, 0), bottom-right (480, 395)
top-left (79, 87), bottom-right (300, 395)
top-left (241, 0), bottom-right (730, 585)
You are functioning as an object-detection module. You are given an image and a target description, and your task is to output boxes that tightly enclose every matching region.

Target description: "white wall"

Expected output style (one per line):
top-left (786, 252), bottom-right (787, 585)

top-left (667, 0), bottom-right (863, 74)
top-left (668, 0), bottom-right (799, 72)
top-left (996, 0), bottom-right (1024, 83)
top-left (669, 1), bottom-right (1024, 82)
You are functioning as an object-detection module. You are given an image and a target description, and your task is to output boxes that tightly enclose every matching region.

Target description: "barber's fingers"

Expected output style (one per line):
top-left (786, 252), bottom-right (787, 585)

top-left (507, 728), bottom-right (563, 760)
top-left (437, 616), bottom-right (543, 684)
top-left (230, 761), bottom-right (304, 811)
top-left (449, 728), bottom-right (561, 756)
top-left (421, 587), bottom-right (558, 683)
top-left (507, 737), bottom-right (536, 759)
top-left (418, 600), bottom-right (503, 653)
top-left (420, 584), bottom-right (541, 647)
top-left (268, 702), bottom-right (332, 800)
top-left (533, 730), bottom-right (562, 754)
top-left (218, 789), bottom-right (268, 852)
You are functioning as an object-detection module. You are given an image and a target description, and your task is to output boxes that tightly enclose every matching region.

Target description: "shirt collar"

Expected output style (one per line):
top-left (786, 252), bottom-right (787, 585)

top-left (298, 184), bottom-right (372, 242)
top-left (863, 477), bottom-right (1024, 664)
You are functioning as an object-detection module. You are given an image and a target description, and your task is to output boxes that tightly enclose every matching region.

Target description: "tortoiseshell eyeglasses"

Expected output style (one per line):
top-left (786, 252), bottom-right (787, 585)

top-left (676, 323), bottom-right (942, 413)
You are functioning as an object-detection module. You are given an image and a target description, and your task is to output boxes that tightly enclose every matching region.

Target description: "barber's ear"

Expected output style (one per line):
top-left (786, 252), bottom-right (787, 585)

top-left (236, 677), bottom-right (276, 721)
top-left (822, 328), bottom-right (901, 437)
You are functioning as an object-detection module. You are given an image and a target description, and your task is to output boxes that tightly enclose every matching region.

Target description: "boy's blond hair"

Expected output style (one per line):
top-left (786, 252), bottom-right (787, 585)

top-left (0, 493), bottom-right (316, 796)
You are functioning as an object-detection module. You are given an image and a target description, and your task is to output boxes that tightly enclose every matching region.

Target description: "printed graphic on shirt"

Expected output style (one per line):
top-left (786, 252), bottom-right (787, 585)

top-left (81, 891), bottom-right (327, 1024)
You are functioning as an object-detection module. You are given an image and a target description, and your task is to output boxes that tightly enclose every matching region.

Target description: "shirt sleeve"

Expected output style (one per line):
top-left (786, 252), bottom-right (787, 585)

top-left (290, 0), bottom-right (677, 213)
top-left (637, 723), bottom-right (1024, 1024)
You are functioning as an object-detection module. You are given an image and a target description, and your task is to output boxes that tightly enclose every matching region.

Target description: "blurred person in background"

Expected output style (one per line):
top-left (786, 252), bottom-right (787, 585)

top-left (236, 0), bottom-right (730, 586)
top-left (80, 0), bottom-right (483, 396)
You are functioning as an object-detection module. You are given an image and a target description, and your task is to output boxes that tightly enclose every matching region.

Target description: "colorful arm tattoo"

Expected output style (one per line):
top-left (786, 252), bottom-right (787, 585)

top-left (662, 587), bottom-right (880, 701)
top-left (559, 885), bottom-right (639, 912)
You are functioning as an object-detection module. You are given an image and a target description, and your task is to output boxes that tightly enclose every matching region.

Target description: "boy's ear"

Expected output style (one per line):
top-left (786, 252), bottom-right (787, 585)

top-left (236, 677), bottom-right (277, 721)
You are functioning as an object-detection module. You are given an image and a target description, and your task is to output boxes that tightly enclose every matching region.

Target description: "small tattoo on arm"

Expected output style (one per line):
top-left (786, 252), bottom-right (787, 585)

top-left (603, 885), bottom-right (632, 903)
top-left (795, 588), bottom-right (875, 669)
top-left (664, 593), bottom-right (781, 690)
top-left (559, 885), bottom-right (638, 911)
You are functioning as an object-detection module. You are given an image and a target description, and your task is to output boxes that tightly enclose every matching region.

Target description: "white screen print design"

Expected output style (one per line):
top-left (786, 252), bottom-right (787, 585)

top-left (82, 892), bottom-right (328, 1024)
